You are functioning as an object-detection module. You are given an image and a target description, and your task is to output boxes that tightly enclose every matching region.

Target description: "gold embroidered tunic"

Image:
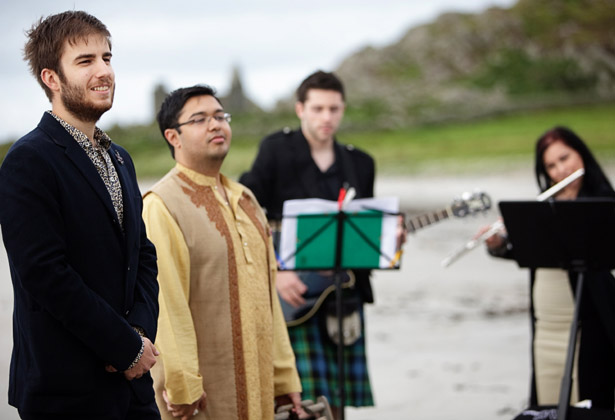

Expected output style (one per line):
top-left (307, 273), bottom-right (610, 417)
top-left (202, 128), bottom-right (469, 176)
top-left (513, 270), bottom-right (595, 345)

top-left (143, 164), bottom-right (300, 420)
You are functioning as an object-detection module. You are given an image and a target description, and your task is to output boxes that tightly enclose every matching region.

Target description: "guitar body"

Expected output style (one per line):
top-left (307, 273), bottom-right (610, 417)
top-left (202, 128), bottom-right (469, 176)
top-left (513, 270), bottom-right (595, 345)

top-left (280, 270), bottom-right (354, 327)
top-left (277, 191), bottom-right (491, 327)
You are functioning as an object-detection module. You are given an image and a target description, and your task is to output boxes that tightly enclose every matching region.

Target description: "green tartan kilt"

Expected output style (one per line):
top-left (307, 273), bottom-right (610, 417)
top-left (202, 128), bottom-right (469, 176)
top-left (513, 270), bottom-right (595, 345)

top-left (287, 301), bottom-right (374, 408)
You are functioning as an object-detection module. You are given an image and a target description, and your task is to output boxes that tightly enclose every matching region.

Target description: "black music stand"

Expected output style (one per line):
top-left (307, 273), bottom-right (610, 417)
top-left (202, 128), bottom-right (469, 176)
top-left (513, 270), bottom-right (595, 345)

top-left (278, 204), bottom-right (401, 420)
top-left (499, 199), bottom-right (615, 420)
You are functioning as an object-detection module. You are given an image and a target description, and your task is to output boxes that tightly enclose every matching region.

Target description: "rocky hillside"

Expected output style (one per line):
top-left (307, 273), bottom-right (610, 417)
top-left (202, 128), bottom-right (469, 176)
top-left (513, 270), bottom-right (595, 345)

top-left (332, 0), bottom-right (615, 128)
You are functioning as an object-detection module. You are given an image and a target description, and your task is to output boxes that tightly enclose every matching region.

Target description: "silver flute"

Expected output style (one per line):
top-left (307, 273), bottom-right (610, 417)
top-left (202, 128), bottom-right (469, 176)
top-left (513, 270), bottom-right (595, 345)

top-left (441, 168), bottom-right (585, 267)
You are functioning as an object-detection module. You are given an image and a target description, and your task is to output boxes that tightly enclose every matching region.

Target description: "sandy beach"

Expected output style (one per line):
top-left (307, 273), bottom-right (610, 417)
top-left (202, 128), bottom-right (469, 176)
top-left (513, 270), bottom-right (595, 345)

top-left (0, 166), bottom-right (612, 419)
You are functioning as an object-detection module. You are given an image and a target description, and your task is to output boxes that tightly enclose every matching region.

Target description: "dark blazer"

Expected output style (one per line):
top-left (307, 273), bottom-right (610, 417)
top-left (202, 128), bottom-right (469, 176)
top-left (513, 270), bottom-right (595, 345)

top-left (239, 128), bottom-right (375, 303)
top-left (0, 113), bottom-right (159, 417)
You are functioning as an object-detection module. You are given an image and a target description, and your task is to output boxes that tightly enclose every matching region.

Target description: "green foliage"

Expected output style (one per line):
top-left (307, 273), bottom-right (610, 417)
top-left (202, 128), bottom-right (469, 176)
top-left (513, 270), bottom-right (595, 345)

top-left (472, 49), bottom-right (597, 94)
top-left (344, 101), bottom-right (391, 126)
top-left (346, 103), bottom-right (615, 175)
top-left (1, 104), bottom-right (613, 179)
top-left (0, 142), bottom-right (12, 159)
top-left (104, 122), bottom-right (171, 178)
top-left (377, 59), bottom-right (422, 80)
top-left (145, 103), bottom-right (615, 179)
top-left (228, 109), bottom-right (297, 144)
top-left (514, 0), bottom-right (615, 49)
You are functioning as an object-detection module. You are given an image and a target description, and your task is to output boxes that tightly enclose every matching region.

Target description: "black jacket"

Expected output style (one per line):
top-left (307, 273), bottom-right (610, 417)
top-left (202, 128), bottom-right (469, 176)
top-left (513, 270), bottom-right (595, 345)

top-left (240, 128), bottom-right (376, 303)
top-left (0, 113), bottom-right (159, 417)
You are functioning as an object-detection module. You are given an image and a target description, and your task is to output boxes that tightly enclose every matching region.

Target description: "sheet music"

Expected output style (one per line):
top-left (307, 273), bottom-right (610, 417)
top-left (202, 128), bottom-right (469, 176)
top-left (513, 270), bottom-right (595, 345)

top-left (279, 197), bottom-right (400, 270)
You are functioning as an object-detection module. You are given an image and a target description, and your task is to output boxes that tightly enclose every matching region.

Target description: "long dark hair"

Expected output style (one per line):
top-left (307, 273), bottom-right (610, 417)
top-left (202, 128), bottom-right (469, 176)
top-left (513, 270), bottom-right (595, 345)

top-left (535, 126), bottom-right (615, 198)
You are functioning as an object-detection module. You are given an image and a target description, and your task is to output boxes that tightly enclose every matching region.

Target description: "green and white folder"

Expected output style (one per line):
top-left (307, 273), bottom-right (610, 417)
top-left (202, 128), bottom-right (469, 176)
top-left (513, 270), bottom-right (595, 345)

top-left (279, 197), bottom-right (400, 270)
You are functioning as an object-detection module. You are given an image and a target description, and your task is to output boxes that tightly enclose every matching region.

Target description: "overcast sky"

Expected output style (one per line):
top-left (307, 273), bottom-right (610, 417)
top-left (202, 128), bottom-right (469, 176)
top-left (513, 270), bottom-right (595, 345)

top-left (0, 0), bottom-right (516, 142)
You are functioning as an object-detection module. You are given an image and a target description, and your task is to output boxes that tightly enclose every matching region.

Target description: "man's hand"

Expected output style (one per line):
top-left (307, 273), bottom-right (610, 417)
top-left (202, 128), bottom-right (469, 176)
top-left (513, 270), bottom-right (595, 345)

top-left (275, 392), bottom-right (308, 418)
top-left (163, 389), bottom-right (207, 420)
top-left (105, 337), bottom-right (159, 380)
top-left (124, 337), bottom-right (159, 380)
top-left (276, 271), bottom-right (307, 308)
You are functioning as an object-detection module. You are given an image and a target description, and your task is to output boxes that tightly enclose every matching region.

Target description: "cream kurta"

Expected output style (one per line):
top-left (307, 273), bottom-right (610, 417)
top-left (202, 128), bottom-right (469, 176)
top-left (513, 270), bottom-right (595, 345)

top-left (143, 164), bottom-right (300, 420)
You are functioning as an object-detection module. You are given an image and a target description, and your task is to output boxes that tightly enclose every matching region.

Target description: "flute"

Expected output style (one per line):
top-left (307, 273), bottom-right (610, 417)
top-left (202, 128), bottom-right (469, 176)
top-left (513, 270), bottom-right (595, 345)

top-left (536, 168), bottom-right (585, 202)
top-left (441, 168), bottom-right (585, 268)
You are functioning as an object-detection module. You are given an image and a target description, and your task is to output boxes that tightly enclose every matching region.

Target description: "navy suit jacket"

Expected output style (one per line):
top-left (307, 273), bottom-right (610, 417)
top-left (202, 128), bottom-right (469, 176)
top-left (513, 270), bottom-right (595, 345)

top-left (0, 113), bottom-right (159, 416)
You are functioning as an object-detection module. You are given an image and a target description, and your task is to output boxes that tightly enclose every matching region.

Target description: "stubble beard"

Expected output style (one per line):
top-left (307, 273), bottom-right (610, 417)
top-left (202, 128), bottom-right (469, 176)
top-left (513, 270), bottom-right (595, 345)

top-left (60, 78), bottom-right (115, 123)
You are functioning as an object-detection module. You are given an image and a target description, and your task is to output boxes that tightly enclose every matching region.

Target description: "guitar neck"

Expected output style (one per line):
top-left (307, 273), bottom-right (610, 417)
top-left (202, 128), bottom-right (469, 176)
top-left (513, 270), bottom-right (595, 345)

top-left (406, 207), bottom-right (452, 233)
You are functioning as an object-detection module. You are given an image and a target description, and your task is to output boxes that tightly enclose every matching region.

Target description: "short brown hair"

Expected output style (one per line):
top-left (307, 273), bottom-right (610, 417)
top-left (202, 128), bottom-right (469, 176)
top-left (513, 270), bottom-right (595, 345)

top-left (296, 70), bottom-right (345, 103)
top-left (23, 11), bottom-right (111, 101)
top-left (157, 85), bottom-right (221, 158)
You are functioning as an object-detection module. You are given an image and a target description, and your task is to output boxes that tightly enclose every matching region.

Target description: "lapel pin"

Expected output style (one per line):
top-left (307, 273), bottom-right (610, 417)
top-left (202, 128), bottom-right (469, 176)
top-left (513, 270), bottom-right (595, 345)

top-left (114, 150), bottom-right (124, 165)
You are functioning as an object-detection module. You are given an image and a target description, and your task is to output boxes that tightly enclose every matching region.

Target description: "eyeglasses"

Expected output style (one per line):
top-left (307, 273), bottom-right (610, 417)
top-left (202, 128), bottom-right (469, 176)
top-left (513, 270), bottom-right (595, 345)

top-left (174, 113), bottom-right (232, 129)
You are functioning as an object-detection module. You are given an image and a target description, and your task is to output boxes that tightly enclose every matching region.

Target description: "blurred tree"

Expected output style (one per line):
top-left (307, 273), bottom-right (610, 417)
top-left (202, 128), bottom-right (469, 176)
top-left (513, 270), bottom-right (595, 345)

top-left (153, 83), bottom-right (169, 122)
top-left (219, 65), bottom-right (262, 114)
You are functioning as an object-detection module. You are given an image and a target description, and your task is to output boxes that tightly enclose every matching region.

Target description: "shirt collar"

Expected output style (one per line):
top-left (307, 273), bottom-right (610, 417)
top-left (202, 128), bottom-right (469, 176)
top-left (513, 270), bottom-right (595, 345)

top-left (175, 163), bottom-right (244, 209)
top-left (46, 110), bottom-right (112, 151)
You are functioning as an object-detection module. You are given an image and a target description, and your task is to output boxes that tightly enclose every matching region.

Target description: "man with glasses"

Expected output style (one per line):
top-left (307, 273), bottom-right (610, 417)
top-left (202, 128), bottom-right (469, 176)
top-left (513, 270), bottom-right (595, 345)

top-left (143, 85), bottom-right (304, 419)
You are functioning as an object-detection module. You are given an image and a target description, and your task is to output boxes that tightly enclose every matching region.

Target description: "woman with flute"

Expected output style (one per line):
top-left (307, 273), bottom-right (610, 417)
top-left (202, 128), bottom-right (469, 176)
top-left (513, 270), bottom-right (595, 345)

top-left (482, 126), bottom-right (615, 410)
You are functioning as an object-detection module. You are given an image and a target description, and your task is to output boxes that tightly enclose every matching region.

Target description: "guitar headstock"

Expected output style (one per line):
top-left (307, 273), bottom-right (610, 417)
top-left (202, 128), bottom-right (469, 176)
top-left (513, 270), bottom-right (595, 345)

top-left (450, 191), bottom-right (492, 218)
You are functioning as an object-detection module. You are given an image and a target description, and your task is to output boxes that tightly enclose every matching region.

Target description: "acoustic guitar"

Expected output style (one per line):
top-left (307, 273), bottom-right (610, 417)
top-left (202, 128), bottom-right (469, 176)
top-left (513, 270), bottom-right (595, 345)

top-left (279, 191), bottom-right (492, 326)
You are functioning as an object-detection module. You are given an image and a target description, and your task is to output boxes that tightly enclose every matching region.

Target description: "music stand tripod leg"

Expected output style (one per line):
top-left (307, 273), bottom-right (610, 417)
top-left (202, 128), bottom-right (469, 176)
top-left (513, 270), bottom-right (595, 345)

top-left (333, 209), bottom-right (347, 420)
top-left (335, 269), bottom-right (346, 420)
top-left (557, 271), bottom-right (584, 420)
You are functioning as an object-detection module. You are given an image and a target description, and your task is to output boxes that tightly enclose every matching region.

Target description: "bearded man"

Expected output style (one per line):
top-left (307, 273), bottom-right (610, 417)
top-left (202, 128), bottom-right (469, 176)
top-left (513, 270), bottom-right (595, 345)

top-left (0, 11), bottom-right (160, 420)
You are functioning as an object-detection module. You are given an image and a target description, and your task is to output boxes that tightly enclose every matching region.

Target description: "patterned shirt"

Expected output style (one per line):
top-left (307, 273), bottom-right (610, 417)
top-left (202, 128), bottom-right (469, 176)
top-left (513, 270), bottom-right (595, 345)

top-left (48, 111), bottom-right (124, 229)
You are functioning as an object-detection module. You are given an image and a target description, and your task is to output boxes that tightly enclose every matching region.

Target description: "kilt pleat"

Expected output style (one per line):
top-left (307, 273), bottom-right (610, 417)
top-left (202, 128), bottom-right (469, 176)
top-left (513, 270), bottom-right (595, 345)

top-left (288, 304), bottom-right (374, 408)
